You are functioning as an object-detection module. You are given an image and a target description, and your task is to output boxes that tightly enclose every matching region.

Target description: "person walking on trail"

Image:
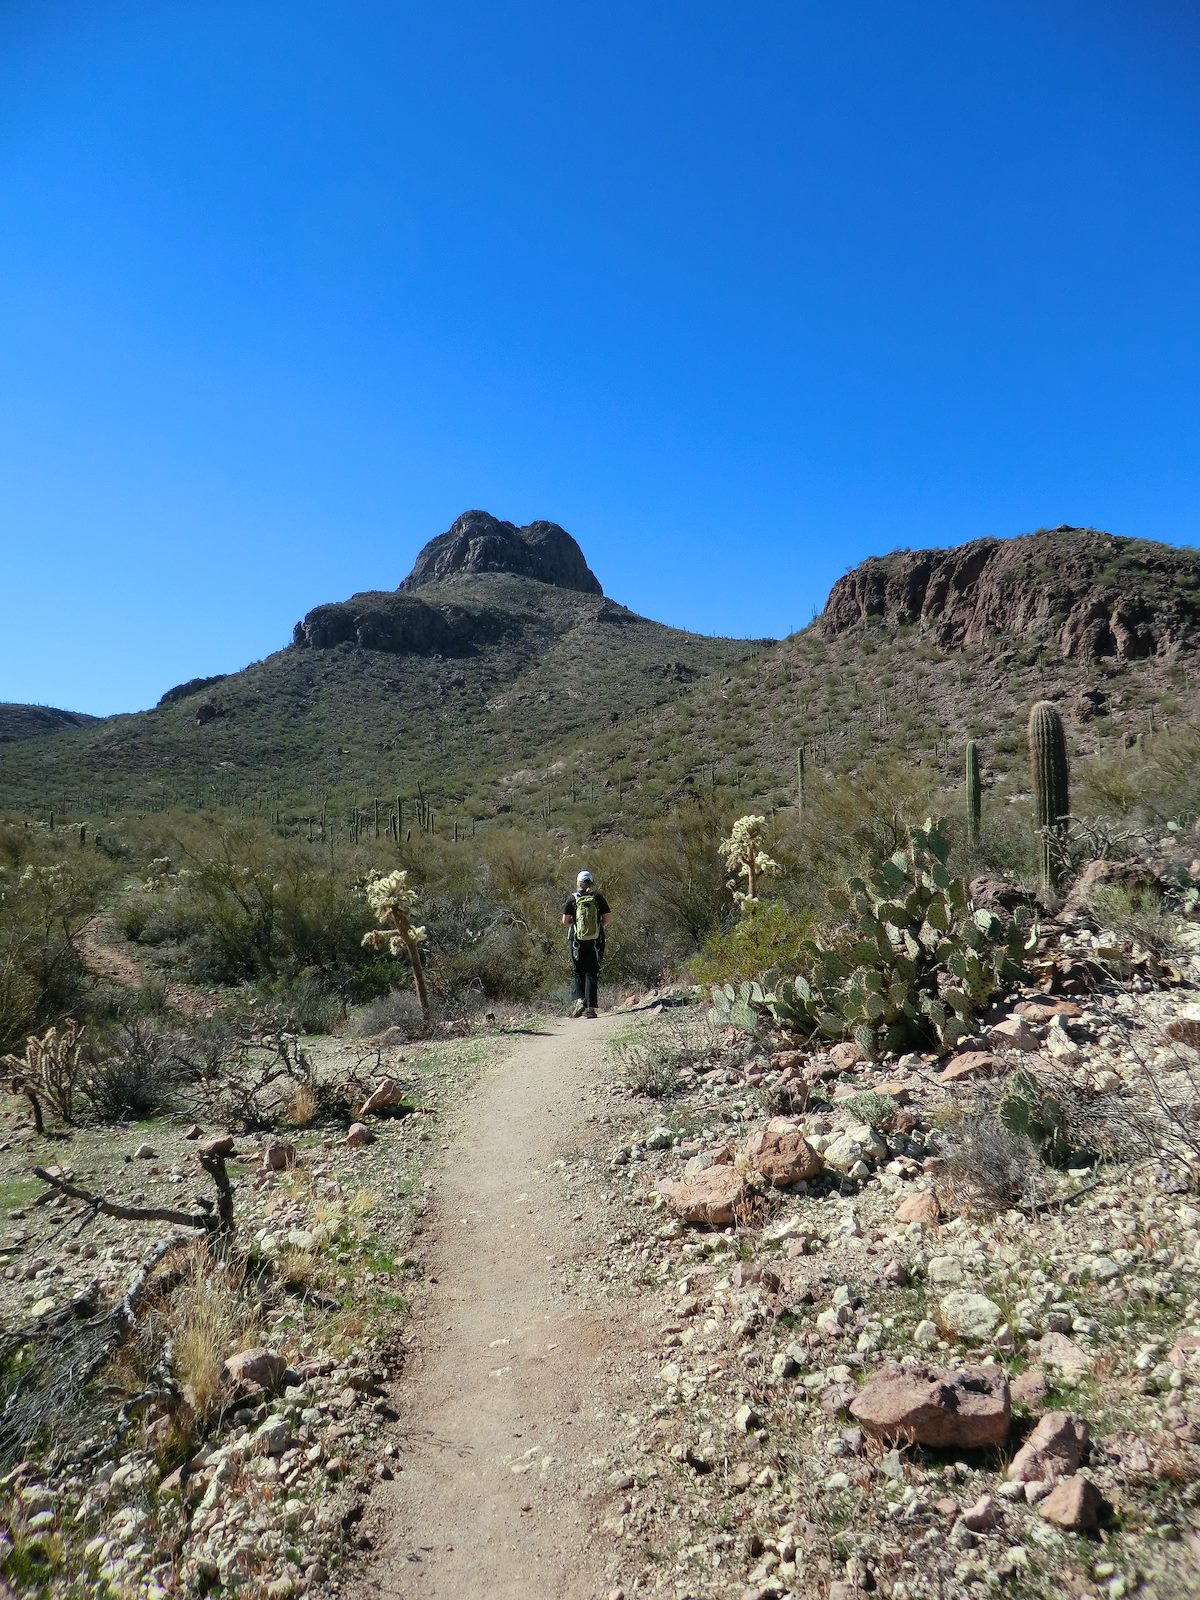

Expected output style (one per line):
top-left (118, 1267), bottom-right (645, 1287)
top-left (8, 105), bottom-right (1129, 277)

top-left (562, 870), bottom-right (610, 1018)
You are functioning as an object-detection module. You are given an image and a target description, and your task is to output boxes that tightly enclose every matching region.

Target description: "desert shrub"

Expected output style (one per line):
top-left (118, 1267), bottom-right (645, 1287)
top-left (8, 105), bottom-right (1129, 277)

top-left (840, 1091), bottom-right (898, 1131)
top-left (1084, 882), bottom-right (1185, 959)
top-left (0, 845), bottom-right (114, 1050)
top-left (614, 1012), bottom-right (716, 1097)
top-left (692, 899), bottom-right (815, 987)
top-left (159, 1254), bottom-right (260, 1428)
top-left (81, 1019), bottom-right (189, 1122)
top-left (937, 1106), bottom-right (1045, 1213)
top-left (253, 974), bottom-right (343, 1035)
top-left (614, 1034), bottom-right (681, 1098)
top-left (173, 824), bottom-right (373, 984)
top-left (351, 988), bottom-right (427, 1039)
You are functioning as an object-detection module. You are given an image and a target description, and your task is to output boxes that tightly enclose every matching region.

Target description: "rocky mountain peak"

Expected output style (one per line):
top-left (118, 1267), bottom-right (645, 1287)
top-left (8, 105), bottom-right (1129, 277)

top-left (822, 526), bottom-right (1200, 661)
top-left (400, 510), bottom-right (603, 596)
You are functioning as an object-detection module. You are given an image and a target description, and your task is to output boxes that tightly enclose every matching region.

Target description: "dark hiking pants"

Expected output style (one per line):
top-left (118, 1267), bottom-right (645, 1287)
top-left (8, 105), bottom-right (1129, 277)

top-left (571, 939), bottom-right (600, 1009)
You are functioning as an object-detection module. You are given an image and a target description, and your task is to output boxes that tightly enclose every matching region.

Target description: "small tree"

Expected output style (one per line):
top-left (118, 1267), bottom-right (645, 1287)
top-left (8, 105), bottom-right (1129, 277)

top-left (719, 815), bottom-right (779, 914)
top-left (362, 870), bottom-right (430, 1018)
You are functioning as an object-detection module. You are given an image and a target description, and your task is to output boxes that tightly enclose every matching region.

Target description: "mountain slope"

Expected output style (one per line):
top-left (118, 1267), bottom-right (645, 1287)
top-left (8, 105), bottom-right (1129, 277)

top-left (0, 704), bottom-right (101, 744)
top-left (3, 522), bottom-right (1198, 832)
top-left (0, 513), bottom-right (767, 819)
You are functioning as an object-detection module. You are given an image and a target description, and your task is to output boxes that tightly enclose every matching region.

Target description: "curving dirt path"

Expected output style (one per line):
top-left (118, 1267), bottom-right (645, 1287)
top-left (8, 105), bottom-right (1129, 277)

top-left (77, 913), bottom-right (214, 1016)
top-left (354, 1013), bottom-right (641, 1600)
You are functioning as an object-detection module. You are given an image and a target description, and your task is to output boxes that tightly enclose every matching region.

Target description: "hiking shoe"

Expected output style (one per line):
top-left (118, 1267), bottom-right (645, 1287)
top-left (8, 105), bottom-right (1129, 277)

top-left (586, 1007), bottom-right (598, 1019)
top-left (571, 1000), bottom-right (586, 1018)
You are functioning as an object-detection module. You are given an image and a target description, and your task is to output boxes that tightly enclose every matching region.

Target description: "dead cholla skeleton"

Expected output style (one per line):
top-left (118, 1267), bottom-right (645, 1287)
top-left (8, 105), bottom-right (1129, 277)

top-left (362, 868), bottom-right (430, 1017)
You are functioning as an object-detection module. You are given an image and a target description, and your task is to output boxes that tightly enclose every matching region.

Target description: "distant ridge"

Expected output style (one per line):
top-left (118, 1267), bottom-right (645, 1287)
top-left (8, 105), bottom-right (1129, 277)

top-left (0, 704), bottom-right (100, 743)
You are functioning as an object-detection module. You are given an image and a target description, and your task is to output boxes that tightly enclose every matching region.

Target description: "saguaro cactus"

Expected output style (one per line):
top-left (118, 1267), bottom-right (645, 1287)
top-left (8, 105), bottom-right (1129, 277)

top-left (1028, 701), bottom-right (1070, 901)
top-left (965, 740), bottom-right (981, 845)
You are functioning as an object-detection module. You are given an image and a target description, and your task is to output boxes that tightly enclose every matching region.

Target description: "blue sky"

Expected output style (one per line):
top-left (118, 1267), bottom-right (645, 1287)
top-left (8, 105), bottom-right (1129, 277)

top-left (2, 0), bottom-right (1198, 714)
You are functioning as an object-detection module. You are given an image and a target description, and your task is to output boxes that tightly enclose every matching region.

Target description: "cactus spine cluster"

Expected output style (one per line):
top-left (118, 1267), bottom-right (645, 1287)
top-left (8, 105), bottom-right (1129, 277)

top-left (1028, 700), bottom-right (1070, 901)
top-left (965, 740), bottom-right (981, 845)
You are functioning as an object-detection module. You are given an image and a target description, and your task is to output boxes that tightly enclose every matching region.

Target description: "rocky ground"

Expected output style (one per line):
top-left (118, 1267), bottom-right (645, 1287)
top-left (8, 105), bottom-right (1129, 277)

top-left (586, 930), bottom-right (1200, 1599)
top-left (2, 917), bottom-right (1200, 1600)
top-left (0, 1026), bottom-right (499, 1598)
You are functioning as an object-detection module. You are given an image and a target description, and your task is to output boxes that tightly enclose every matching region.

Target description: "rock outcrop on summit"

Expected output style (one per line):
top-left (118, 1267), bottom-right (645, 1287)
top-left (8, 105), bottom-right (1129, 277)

top-left (823, 526), bottom-right (1200, 661)
top-left (400, 510), bottom-right (603, 596)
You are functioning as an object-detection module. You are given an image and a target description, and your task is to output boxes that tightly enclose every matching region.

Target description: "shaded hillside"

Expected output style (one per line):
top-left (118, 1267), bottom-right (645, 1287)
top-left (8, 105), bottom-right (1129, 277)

top-left (0, 704), bottom-right (100, 743)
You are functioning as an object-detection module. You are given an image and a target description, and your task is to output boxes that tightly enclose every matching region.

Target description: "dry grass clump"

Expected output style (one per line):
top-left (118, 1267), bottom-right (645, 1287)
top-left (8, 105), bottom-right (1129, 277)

top-left (167, 1255), bottom-right (261, 1425)
top-left (936, 1105), bottom-right (1048, 1214)
top-left (283, 1080), bottom-right (318, 1125)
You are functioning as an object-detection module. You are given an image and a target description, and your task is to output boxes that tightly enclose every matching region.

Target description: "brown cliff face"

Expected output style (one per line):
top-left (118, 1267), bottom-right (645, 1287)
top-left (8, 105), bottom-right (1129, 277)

top-left (822, 527), bottom-right (1200, 661)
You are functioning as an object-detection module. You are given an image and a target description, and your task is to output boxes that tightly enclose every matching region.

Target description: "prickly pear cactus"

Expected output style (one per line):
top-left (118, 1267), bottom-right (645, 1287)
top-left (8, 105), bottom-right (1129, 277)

top-left (997, 1067), bottom-right (1070, 1166)
top-left (728, 820), bottom-right (1033, 1057)
top-left (708, 980), bottom-right (765, 1033)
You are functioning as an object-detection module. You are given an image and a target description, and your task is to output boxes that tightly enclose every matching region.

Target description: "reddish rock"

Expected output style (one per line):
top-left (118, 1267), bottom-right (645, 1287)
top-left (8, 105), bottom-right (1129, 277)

top-left (873, 1079), bottom-right (913, 1103)
top-left (358, 1077), bottom-right (412, 1117)
top-left (1165, 1018), bottom-right (1200, 1050)
top-left (848, 1363), bottom-right (1011, 1449)
top-left (262, 1138), bottom-right (296, 1172)
top-left (1062, 858), bottom-right (1160, 921)
top-left (224, 1347), bottom-right (287, 1394)
top-left (1015, 998), bottom-right (1083, 1023)
top-left (730, 1261), bottom-right (781, 1291)
top-left (939, 1051), bottom-right (1003, 1083)
top-left (770, 1049), bottom-right (807, 1071)
top-left (959, 1494), bottom-right (1000, 1532)
top-left (828, 1041), bottom-right (865, 1070)
top-left (345, 1122), bottom-right (375, 1148)
top-left (1007, 1411), bottom-right (1090, 1483)
top-left (895, 1190), bottom-right (941, 1226)
top-left (198, 1134), bottom-right (236, 1160)
top-left (1038, 1474), bottom-right (1107, 1530)
top-left (1011, 1368), bottom-right (1050, 1408)
top-left (183, 1124), bottom-right (203, 1140)
top-left (1034, 1331), bottom-right (1092, 1380)
top-left (744, 1120), bottom-right (822, 1187)
top-left (657, 1166), bottom-right (746, 1227)
top-left (988, 1017), bottom-right (1041, 1052)
top-left (1168, 1334), bottom-right (1200, 1370)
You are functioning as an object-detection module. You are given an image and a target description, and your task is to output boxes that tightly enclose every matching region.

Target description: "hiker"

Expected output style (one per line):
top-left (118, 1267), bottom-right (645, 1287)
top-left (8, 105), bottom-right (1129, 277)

top-left (562, 870), bottom-right (611, 1018)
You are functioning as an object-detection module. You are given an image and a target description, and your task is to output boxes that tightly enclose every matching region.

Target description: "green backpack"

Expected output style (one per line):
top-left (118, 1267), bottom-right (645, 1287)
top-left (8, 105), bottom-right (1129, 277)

top-left (574, 892), bottom-right (600, 942)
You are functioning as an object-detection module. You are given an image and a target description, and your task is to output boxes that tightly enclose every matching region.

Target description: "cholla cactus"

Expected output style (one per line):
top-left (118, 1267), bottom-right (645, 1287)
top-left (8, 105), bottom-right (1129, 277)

top-left (362, 869), bottom-right (429, 1016)
top-left (719, 815), bottom-right (779, 914)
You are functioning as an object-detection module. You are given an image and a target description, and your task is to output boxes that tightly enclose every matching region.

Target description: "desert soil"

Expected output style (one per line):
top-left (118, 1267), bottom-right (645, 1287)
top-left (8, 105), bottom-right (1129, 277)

top-left (353, 1013), bottom-right (640, 1600)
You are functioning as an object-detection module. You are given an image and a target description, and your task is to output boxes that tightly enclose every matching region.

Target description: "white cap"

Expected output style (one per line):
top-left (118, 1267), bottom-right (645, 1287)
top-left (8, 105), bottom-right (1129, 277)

top-left (577, 870), bottom-right (593, 885)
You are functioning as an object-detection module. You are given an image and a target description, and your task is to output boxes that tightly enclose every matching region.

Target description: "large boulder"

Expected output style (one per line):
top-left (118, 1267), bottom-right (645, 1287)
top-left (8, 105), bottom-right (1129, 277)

top-left (657, 1166), bottom-right (746, 1227)
top-left (1038, 1474), bottom-right (1107, 1530)
top-left (224, 1348), bottom-right (287, 1395)
top-left (849, 1362), bottom-right (1011, 1448)
top-left (744, 1120), bottom-right (822, 1187)
top-left (358, 1077), bottom-right (412, 1117)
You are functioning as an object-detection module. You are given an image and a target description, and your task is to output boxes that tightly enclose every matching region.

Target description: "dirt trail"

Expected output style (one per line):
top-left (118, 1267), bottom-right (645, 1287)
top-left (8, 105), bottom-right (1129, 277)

top-left (355, 1013), bottom-right (640, 1600)
top-left (76, 914), bottom-right (214, 1016)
